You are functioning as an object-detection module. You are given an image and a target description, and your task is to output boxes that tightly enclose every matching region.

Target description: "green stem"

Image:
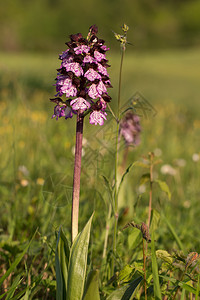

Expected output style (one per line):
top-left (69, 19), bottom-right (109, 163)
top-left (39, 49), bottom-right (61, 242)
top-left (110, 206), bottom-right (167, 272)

top-left (71, 112), bottom-right (84, 243)
top-left (143, 239), bottom-right (147, 300)
top-left (148, 152), bottom-right (154, 228)
top-left (111, 46), bottom-right (125, 274)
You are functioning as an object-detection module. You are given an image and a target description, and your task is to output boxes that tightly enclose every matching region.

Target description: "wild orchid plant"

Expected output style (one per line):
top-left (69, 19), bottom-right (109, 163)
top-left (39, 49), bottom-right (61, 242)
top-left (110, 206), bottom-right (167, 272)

top-left (50, 25), bottom-right (113, 299)
top-left (50, 25), bottom-right (112, 243)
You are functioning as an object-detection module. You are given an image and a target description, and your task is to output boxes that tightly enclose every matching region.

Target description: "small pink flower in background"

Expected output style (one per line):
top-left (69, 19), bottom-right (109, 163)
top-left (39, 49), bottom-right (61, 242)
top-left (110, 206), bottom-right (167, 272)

top-left (70, 97), bottom-right (91, 111)
top-left (119, 112), bottom-right (141, 146)
top-left (89, 110), bottom-right (107, 126)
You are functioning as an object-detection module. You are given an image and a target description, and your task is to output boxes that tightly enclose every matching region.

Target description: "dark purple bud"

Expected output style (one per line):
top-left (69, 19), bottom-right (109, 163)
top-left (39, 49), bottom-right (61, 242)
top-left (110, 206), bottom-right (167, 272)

top-left (89, 25), bottom-right (98, 35)
top-left (70, 33), bottom-right (83, 42)
top-left (101, 93), bottom-right (111, 102)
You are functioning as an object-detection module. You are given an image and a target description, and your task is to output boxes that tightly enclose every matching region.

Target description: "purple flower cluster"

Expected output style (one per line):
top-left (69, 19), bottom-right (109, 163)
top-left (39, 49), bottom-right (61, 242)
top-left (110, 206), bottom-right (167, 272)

top-left (50, 25), bottom-right (112, 126)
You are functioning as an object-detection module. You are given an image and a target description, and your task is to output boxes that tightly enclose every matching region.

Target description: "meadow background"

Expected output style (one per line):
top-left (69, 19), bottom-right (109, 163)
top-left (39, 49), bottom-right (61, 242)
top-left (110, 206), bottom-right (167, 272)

top-left (0, 0), bottom-right (200, 298)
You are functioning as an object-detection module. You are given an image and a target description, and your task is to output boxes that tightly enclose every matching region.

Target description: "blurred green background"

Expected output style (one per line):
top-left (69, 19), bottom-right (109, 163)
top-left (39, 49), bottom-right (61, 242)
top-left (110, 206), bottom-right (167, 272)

top-left (1, 0), bottom-right (200, 52)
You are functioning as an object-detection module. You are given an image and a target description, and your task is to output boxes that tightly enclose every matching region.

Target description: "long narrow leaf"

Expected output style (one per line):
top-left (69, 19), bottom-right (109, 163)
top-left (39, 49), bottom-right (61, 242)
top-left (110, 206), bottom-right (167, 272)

top-left (102, 175), bottom-right (114, 207)
top-left (151, 232), bottom-right (162, 300)
top-left (107, 276), bottom-right (143, 300)
top-left (195, 275), bottom-right (200, 300)
top-left (55, 227), bottom-right (70, 300)
top-left (117, 162), bottom-right (135, 197)
top-left (82, 270), bottom-right (100, 300)
top-left (0, 229), bottom-right (37, 286)
top-left (162, 214), bottom-right (184, 251)
top-left (66, 213), bottom-right (94, 300)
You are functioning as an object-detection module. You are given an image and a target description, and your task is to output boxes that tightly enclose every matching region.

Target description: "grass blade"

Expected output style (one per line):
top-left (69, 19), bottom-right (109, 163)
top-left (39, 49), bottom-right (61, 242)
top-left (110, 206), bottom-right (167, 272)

top-left (151, 232), bottom-right (162, 300)
top-left (0, 229), bottom-right (38, 286)
top-left (195, 275), bottom-right (200, 300)
top-left (162, 214), bottom-right (184, 251)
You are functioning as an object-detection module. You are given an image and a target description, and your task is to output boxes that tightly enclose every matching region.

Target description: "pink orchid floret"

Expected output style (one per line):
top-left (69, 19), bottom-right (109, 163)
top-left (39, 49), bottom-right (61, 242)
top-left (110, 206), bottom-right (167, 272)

top-left (97, 63), bottom-right (108, 76)
top-left (97, 81), bottom-right (107, 95)
top-left (83, 55), bottom-right (94, 64)
top-left (74, 45), bottom-right (90, 55)
top-left (52, 105), bottom-right (73, 120)
top-left (84, 68), bottom-right (101, 81)
top-left (88, 84), bottom-right (99, 99)
top-left (70, 97), bottom-right (91, 111)
top-left (65, 62), bottom-right (83, 77)
top-left (94, 50), bottom-right (106, 62)
top-left (89, 110), bottom-right (107, 126)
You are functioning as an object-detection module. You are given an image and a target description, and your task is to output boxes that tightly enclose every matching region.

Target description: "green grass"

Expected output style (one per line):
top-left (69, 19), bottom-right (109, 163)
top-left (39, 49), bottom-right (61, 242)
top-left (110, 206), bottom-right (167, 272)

top-left (0, 48), bottom-right (200, 298)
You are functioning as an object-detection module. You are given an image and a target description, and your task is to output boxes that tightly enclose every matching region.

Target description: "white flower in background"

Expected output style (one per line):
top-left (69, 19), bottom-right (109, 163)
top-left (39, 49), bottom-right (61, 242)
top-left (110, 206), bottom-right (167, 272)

top-left (138, 184), bottom-right (146, 194)
top-left (154, 148), bottom-right (162, 157)
top-left (192, 153), bottom-right (199, 162)
top-left (174, 158), bottom-right (186, 167)
top-left (160, 164), bottom-right (176, 176)
top-left (18, 165), bottom-right (29, 176)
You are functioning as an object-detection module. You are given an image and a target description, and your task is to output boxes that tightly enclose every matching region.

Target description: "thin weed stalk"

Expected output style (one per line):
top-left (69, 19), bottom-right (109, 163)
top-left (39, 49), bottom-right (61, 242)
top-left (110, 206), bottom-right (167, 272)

top-left (148, 152), bottom-right (154, 227)
top-left (111, 32), bottom-right (126, 274)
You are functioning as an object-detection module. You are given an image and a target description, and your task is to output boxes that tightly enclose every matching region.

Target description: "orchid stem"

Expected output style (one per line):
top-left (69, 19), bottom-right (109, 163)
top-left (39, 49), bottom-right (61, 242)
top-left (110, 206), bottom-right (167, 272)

top-left (71, 112), bottom-right (84, 243)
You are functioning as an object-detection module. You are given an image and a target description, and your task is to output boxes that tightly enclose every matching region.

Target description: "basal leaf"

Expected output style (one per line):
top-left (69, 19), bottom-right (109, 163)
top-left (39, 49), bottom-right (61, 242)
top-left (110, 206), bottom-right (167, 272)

top-left (82, 270), bottom-right (100, 300)
top-left (55, 227), bottom-right (70, 300)
top-left (66, 213), bottom-right (94, 300)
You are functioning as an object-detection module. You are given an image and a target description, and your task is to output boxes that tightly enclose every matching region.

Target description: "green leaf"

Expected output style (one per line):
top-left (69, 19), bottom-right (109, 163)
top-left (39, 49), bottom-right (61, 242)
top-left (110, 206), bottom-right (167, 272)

top-left (0, 229), bottom-right (37, 286)
top-left (155, 179), bottom-right (171, 200)
top-left (195, 275), bottom-right (200, 300)
top-left (151, 232), bottom-right (162, 300)
top-left (139, 173), bottom-right (150, 186)
top-left (66, 213), bottom-right (94, 300)
top-left (162, 214), bottom-right (184, 251)
top-left (179, 281), bottom-right (200, 295)
top-left (55, 227), bottom-right (70, 300)
top-left (128, 228), bottom-right (142, 250)
top-left (150, 209), bottom-right (160, 232)
top-left (117, 265), bottom-right (134, 284)
top-left (107, 276), bottom-right (143, 300)
top-left (82, 270), bottom-right (100, 300)
top-left (117, 162), bottom-right (135, 196)
top-left (102, 175), bottom-right (114, 207)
